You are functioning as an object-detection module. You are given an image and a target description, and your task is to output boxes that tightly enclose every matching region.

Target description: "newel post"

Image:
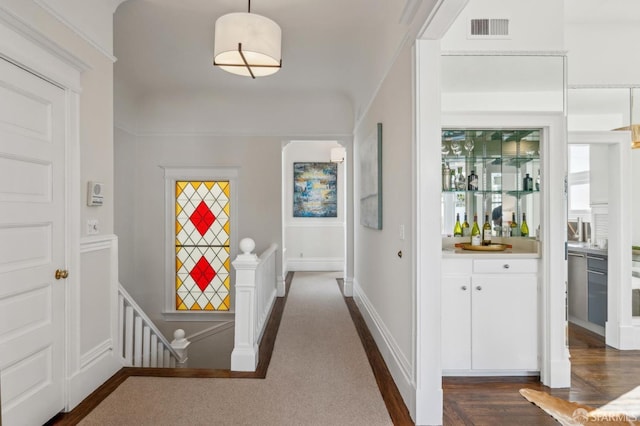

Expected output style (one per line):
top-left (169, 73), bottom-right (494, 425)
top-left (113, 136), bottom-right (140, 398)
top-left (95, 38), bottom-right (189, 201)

top-left (231, 237), bottom-right (260, 371)
top-left (171, 329), bottom-right (190, 368)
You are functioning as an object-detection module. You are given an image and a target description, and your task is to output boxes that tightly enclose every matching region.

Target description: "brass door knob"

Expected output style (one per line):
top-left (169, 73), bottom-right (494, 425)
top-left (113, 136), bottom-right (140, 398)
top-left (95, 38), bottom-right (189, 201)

top-left (55, 269), bottom-right (69, 280)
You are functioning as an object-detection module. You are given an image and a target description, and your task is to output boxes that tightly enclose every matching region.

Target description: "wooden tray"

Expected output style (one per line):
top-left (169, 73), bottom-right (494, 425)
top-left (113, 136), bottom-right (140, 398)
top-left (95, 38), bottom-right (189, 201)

top-left (458, 243), bottom-right (509, 252)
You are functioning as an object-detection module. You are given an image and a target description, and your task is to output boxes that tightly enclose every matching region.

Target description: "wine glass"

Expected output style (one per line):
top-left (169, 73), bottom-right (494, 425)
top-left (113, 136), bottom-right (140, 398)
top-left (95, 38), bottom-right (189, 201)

top-left (464, 138), bottom-right (474, 154)
top-left (450, 141), bottom-right (462, 156)
top-left (441, 142), bottom-right (450, 155)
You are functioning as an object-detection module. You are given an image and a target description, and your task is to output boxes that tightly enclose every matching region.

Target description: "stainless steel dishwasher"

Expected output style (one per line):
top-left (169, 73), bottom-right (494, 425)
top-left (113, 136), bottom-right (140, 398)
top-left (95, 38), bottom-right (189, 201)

top-left (568, 251), bottom-right (588, 323)
top-left (587, 254), bottom-right (608, 327)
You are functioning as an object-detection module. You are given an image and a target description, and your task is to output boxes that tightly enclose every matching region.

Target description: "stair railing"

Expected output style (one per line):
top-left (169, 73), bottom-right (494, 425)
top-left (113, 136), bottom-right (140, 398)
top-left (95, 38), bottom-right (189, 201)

top-left (231, 238), bottom-right (278, 371)
top-left (118, 284), bottom-right (190, 368)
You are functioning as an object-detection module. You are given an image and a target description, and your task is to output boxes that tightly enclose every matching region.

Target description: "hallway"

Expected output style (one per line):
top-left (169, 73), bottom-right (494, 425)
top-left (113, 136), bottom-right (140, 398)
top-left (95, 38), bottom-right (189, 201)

top-left (53, 272), bottom-right (399, 425)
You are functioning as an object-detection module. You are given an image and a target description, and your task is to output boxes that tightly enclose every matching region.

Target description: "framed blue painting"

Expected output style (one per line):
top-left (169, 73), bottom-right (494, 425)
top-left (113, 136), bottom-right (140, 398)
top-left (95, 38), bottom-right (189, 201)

top-left (293, 162), bottom-right (338, 217)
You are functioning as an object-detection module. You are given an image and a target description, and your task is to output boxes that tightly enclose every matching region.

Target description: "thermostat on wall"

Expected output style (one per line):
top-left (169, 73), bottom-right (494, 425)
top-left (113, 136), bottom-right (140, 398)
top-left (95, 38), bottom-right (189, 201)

top-left (87, 181), bottom-right (104, 206)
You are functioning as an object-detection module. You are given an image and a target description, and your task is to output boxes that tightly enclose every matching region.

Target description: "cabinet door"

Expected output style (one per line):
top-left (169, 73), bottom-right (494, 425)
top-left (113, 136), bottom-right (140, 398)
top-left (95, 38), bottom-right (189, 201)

top-left (471, 275), bottom-right (538, 371)
top-left (442, 274), bottom-right (472, 370)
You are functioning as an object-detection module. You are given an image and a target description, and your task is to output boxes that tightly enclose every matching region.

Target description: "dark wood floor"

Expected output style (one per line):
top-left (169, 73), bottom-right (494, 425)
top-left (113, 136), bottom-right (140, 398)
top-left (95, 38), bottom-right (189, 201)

top-left (444, 324), bottom-right (640, 425)
top-left (48, 273), bottom-right (640, 426)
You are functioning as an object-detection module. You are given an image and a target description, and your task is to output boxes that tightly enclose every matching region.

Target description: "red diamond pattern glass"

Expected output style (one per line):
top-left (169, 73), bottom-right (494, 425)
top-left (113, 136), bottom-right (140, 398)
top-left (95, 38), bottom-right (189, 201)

top-left (175, 181), bottom-right (230, 311)
top-left (189, 256), bottom-right (217, 292)
top-left (190, 201), bottom-right (216, 236)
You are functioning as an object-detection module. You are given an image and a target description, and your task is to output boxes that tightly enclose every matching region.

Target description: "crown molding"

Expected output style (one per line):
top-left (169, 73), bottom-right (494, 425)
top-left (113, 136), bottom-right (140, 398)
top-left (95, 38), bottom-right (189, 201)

top-left (114, 123), bottom-right (353, 141)
top-left (33, 0), bottom-right (117, 63)
top-left (441, 50), bottom-right (568, 56)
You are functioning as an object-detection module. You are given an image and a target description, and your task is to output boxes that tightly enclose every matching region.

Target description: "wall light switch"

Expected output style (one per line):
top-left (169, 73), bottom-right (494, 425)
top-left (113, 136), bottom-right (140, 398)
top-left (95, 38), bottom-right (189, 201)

top-left (87, 219), bottom-right (99, 235)
top-left (399, 225), bottom-right (405, 240)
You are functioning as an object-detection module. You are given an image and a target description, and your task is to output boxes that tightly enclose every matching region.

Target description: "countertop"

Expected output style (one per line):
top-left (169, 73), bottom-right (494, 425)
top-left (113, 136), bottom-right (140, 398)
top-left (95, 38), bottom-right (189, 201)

top-left (442, 248), bottom-right (540, 259)
top-left (567, 243), bottom-right (608, 257)
top-left (442, 237), bottom-right (540, 259)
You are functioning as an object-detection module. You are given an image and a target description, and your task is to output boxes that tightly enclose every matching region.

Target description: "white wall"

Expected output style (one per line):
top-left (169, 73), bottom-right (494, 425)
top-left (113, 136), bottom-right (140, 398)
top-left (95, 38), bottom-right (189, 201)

top-left (441, 0), bottom-right (564, 52)
top-left (115, 133), bottom-right (282, 322)
top-left (566, 22), bottom-right (640, 86)
top-left (283, 141), bottom-right (345, 271)
top-left (114, 127), bottom-right (136, 288)
top-left (353, 42), bottom-right (415, 409)
top-left (135, 91), bottom-right (353, 137)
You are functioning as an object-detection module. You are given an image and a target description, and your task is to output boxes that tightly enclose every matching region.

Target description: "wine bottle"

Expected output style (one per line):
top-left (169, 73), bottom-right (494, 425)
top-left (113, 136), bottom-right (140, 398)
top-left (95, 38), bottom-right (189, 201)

top-left (470, 214), bottom-right (481, 246)
top-left (462, 213), bottom-right (470, 237)
top-left (456, 167), bottom-right (466, 190)
top-left (521, 212), bottom-right (529, 237)
top-left (523, 173), bottom-right (533, 191)
top-left (510, 212), bottom-right (519, 237)
top-left (453, 213), bottom-right (463, 236)
top-left (482, 213), bottom-right (492, 246)
top-left (450, 170), bottom-right (456, 191)
top-left (467, 170), bottom-right (478, 191)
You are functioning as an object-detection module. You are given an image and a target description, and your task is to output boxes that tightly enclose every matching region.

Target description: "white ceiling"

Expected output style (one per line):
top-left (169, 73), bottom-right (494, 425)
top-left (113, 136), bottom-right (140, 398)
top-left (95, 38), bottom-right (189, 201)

top-left (114, 0), bottom-right (439, 114)
top-left (564, 0), bottom-right (640, 24)
top-left (114, 0), bottom-right (640, 117)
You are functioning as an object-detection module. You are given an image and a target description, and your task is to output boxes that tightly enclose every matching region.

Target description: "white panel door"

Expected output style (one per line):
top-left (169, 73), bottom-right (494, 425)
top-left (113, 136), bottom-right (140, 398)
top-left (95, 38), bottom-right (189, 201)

top-left (0, 58), bottom-right (66, 425)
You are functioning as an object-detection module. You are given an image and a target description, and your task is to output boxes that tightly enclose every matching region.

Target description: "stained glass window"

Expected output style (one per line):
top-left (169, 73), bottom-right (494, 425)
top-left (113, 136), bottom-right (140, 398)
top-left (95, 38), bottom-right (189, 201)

top-left (175, 181), bottom-right (230, 311)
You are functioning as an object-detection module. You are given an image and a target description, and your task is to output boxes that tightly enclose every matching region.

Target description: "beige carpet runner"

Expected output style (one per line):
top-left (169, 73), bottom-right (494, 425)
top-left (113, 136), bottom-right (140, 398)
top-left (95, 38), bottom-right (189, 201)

top-left (80, 271), bottom-right (392, 425)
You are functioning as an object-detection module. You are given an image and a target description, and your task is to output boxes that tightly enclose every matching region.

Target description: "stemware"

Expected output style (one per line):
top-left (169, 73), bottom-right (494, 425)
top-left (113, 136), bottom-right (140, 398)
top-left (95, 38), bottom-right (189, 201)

top-left (441, 142), bottom-right (450, 155)
top-left (450, 141), bottom-right (462, 156)
top-left (464, 138), bottom-right (474, 153)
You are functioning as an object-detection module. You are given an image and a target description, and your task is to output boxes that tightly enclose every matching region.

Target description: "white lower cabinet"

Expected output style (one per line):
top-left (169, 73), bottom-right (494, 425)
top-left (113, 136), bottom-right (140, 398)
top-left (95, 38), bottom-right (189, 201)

top-left (442, 258), bottom-right (539, 374)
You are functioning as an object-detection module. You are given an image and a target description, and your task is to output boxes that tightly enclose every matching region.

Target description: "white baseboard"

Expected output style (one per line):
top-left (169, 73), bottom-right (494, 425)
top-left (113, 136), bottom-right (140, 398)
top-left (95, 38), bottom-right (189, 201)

top-left (615, 324), bottom-right (640, 350)
top-left (287, 257), bottom-right (344, 271)
top-left (67, 344), bottom-right (121, 410)
top-left (343, 277), bottom-right (354, 297)
top-left (569, 317), bottom-right (604, 336)
top-left (352, 279), bottom-right (415, 416)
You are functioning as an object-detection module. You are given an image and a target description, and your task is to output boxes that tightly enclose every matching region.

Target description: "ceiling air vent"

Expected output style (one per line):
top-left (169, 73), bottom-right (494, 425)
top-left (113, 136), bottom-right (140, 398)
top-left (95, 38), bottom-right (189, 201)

top-left (469, 18), bottom-right (510, 39)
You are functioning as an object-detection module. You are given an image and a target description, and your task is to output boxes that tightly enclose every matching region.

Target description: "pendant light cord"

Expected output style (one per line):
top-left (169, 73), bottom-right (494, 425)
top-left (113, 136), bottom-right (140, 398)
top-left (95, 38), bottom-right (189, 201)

top-left (248, 0), bottom-right (251, 13)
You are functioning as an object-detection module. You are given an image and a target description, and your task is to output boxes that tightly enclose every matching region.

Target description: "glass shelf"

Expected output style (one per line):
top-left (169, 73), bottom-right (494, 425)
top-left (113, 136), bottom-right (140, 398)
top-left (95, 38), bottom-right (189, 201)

top-left (441, 128), bottom-right (541, 237)
top-left (442, 189), bottom-right (540, 196)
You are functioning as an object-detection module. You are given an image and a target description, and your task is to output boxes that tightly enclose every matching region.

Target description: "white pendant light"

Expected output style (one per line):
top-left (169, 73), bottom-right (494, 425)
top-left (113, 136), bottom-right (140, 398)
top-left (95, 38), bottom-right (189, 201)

top-left (213, 0), bottom-right (282, 79)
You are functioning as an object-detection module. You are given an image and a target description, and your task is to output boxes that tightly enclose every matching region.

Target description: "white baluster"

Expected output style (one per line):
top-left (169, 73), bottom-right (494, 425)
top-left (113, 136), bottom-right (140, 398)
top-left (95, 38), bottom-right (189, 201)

top-left (124, 305), bottom-right (134, 366)
top-left (142, 326), bottom-right (151, 367)
top-left (150, 335), bottom-right (158, 367)
top-left (118, 295), bottom-right (125, 358)
top-left (157, 342), bottom-right (164, 367)
top-left (134, 316), bottom-right (143, 366)
top-left (163, 349), bottom-right (170, 367)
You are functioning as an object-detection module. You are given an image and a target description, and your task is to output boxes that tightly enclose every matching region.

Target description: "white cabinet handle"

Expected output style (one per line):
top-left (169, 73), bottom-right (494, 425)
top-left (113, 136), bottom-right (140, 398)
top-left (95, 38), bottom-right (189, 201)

top-left (461, 285), bottom-right (467, 291)
top-left (503, 264), bottom-right (510, 269)
top-left (476, 285), bottom-right (482, 291)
